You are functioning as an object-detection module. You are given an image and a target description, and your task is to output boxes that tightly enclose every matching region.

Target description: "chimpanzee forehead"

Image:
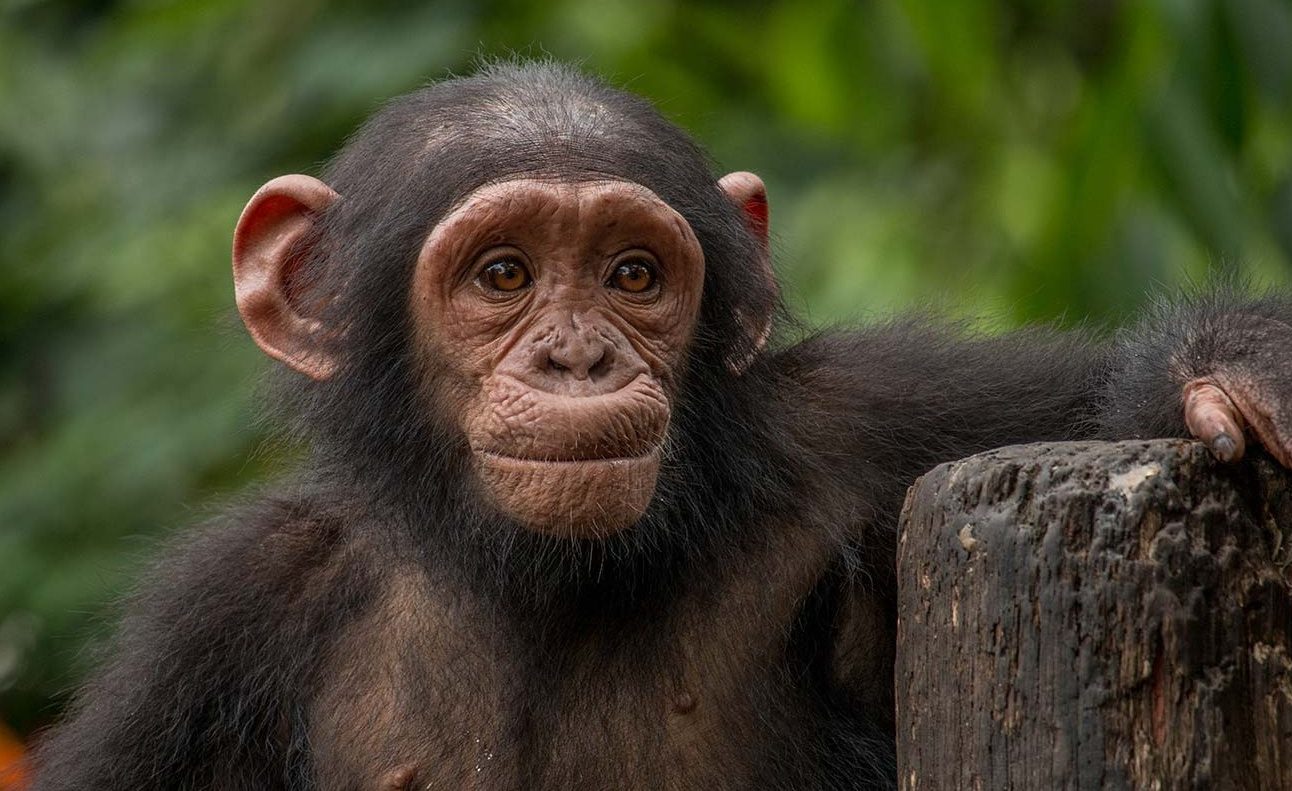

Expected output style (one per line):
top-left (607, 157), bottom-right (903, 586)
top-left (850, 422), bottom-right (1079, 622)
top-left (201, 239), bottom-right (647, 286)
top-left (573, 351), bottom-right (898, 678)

top-left (416, 176), bottom-right (704, 277)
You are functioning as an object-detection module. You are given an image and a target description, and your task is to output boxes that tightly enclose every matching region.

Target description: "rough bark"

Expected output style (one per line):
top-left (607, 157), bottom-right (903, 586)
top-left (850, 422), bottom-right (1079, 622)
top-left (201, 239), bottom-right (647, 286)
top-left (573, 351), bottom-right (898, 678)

top-left (896, 439), bottom-right (1292, 791)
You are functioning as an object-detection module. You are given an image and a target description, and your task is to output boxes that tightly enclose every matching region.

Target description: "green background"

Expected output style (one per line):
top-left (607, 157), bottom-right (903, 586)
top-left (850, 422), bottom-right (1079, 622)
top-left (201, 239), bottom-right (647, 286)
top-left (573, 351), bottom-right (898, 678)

top-left (2, 0), bottom-right (1291, 736)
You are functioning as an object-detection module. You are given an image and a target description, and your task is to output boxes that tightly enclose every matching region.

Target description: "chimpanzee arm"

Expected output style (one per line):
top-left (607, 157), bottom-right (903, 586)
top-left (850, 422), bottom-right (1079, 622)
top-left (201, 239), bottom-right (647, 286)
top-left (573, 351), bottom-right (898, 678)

top-left (773, 318), bottom-right (1109, 511)
top-left (30, 500), bottom-right (359, 791)
top-left (779, 288), bottom-right (1292, 514)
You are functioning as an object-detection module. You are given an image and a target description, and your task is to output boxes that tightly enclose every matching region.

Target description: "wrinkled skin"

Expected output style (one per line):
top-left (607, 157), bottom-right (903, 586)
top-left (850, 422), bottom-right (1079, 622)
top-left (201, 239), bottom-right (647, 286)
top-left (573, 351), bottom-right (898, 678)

top-left (410, 179), bottom-right (706, 536)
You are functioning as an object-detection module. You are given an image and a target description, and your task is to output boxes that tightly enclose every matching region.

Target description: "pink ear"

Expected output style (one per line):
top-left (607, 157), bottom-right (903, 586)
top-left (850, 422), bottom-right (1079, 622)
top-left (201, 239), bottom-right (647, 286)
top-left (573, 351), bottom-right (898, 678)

top-left (718, 171), bottom-right (769, 250)
top-left (717, 171), bottom-right (777, 374)
top-left (232, 174), bottom-right (340, 380)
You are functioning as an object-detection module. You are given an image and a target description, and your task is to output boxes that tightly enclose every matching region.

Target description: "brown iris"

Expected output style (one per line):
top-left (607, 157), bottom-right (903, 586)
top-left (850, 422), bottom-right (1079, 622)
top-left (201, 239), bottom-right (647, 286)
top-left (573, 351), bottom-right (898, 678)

top-left (481, 259), bottom-right (531, 292)
top-left (610, 259), bottom-right (656, 293)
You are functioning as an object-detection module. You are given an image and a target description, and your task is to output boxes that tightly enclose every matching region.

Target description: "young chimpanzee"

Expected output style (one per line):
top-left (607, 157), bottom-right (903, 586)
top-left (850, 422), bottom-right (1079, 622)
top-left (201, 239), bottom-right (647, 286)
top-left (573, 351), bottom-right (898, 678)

top-left (31, 61), bottom-right (1292, 790)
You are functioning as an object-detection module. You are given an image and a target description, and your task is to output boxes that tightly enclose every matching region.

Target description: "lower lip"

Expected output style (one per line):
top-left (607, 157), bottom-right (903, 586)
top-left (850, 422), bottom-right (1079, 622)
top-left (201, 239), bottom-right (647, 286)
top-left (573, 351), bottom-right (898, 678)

top-left (473, 448), bottom-right (663, 536)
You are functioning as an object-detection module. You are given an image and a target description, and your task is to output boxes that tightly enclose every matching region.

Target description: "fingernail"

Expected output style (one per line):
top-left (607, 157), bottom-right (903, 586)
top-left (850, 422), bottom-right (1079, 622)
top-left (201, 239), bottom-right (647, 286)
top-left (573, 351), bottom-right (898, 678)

top-left (1213, 433), bottom-right (1237, 462)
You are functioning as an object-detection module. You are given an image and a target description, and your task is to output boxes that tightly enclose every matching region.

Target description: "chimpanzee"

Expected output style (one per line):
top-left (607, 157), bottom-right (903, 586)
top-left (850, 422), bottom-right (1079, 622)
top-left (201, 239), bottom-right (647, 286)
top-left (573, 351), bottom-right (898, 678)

top-left (30, 60), bottom-right (1292, 790)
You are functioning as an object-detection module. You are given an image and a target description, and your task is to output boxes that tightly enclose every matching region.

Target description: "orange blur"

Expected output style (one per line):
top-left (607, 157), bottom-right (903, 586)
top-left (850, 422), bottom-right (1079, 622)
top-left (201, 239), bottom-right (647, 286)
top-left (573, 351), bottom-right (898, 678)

top-left (0, 721), bottom-right (28, 791)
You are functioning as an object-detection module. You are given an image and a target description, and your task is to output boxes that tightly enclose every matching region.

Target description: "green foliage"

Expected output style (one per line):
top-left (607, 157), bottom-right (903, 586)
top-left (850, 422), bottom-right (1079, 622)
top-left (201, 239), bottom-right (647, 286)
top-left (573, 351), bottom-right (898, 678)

top-left (1, 0), bottom-right (1289, 733)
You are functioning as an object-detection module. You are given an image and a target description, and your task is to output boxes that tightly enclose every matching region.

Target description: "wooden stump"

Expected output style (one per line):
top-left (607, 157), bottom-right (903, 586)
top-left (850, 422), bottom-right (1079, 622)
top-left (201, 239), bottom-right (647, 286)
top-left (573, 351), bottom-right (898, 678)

top-left (896, 440), bottom-right (1292, 790)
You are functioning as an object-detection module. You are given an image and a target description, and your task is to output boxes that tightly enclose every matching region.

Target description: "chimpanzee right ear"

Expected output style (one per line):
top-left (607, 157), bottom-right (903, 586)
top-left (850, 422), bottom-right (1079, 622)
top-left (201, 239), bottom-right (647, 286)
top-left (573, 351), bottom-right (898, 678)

top-left (718, 171), bottom-right (778, 374)
top-left (232, 174), bottom-right (340, 380)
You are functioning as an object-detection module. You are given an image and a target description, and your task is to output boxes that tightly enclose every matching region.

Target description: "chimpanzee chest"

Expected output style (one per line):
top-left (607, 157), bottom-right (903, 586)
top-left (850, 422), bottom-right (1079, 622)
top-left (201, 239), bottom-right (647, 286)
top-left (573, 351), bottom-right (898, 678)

top-left (308, 536), bottom-right (871, 790)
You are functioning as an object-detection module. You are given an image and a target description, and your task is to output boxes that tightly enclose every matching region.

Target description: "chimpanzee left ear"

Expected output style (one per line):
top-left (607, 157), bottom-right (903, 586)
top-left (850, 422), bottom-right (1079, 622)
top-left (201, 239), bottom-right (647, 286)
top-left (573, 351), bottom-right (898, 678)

top-left (232, 174), bottom-right (340, 380)
top-left (719, 171), bottom-right (778, 374)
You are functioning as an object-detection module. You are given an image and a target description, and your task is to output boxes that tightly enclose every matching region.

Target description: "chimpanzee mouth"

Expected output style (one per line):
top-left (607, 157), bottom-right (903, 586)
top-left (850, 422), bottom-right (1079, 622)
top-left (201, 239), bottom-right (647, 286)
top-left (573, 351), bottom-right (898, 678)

top-left (469, 373), bottom-right (672, 464)
top-left (475, 447), bottom-right (662, 466)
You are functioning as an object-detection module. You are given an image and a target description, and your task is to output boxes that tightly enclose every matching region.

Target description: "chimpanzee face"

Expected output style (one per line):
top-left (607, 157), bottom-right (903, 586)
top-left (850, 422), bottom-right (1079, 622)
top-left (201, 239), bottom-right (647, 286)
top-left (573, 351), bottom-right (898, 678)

top-left (408, 178), bottom-right (706, 536)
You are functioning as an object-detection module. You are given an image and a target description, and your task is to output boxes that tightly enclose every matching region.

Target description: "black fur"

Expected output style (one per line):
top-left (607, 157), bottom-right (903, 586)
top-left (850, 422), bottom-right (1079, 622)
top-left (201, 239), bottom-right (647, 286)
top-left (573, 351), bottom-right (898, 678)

top-left (30, 61), bottom-right (1286, 790)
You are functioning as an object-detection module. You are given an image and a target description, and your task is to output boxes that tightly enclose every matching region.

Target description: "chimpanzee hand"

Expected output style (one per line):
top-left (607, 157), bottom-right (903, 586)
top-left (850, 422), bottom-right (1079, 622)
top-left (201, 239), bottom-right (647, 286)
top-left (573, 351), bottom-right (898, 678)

top-left (1182, 315), bottom-right (1292, 468)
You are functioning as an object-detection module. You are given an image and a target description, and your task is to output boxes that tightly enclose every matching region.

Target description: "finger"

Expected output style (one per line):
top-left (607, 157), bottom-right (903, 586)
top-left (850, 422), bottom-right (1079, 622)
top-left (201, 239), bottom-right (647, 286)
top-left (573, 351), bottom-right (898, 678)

top-left (1182, 380), bottom-right (1247, 462)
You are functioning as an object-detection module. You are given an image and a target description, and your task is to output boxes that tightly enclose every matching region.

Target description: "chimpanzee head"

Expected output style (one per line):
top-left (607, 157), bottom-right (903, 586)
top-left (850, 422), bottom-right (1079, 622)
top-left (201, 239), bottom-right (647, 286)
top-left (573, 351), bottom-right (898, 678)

top-left (231, 61), bottom-right (776, 538)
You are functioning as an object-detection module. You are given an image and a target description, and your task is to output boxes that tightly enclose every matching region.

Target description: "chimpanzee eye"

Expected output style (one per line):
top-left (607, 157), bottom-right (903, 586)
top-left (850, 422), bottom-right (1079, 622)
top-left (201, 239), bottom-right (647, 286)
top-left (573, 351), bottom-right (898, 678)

top-left (609, 259), bottom-right (657, 294)
top-left (480, 258), bottom-right (532, 292)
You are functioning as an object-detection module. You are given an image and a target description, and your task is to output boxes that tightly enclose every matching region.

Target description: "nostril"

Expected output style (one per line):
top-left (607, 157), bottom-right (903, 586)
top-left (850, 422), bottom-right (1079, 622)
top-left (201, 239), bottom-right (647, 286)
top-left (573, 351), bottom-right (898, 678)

top-left (588, 348), bottom-right (612, 380)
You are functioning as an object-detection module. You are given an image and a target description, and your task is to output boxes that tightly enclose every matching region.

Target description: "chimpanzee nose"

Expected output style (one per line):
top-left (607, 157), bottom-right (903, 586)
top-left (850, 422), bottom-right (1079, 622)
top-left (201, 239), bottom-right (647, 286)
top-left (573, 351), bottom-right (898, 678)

top-left (502, 313), bottom-right (639, 396)
top-left (546, 331), bottom-right (612, 381)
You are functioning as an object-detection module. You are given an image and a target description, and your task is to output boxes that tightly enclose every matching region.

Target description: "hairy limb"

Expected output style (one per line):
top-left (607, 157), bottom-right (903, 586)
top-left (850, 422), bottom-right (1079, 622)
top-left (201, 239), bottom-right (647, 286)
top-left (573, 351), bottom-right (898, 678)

top-left (30, 500), bottom-right (359, 791)
top-left (780, 287), bottom-right (1292, 512)
top-left (774, 318), bottom-right (1110, 504)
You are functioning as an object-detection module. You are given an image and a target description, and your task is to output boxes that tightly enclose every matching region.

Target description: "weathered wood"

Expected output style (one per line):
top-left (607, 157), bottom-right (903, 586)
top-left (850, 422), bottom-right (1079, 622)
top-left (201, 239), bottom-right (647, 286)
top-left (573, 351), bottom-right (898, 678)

top-left (896, 440), bottom-right (1292, 790)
